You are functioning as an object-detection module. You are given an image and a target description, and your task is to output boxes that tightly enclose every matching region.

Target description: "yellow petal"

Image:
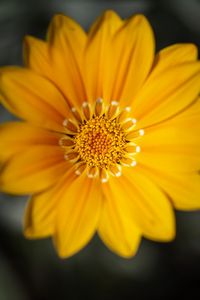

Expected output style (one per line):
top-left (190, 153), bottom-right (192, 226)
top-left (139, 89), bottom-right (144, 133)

top-left (102, 169), bottom-right (175, 242)
top-left (0, 146), bottom-right (68, 194)
top-left (166, 173), bottom-right (200, 210)
top-left (133, 62), bottom-right (200, 127)
top-left (138, 98), bottom-right (200, 172)
top-left (138, 165), bottom-right (200, 210)
top-left (24, 168), bottom-right (76, 238)
top-left (25, 194), bottom-right (54, 238)
top-left (98, 187), bottom-right (141, 258)
top-left (145, 96), bottom-right (200, 135)
top-left (138, 139), bottom-right (200, 173)
top-left (0, 122), bottom-right (60, 161)
top-left (152, 44), bottom-right (198, 75)
top-left (111, 15), bottom-right (155, 105)
top-left (23, 36), bottom-right (53, 79)
top-left (84, 10), bottom-right (122, 102)
top-left (138, 149), bottom-right (200, 173)
top-left (47, 14), bottom-right (87, 107)
top-left (0, 67), bottom-right (69, 131)
top-left (54, 175), bottom-right (102, 258)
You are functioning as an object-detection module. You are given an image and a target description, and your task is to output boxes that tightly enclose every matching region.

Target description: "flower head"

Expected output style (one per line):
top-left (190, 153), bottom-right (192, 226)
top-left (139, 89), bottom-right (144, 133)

top-left (0, 11), bottom-right (200, 258)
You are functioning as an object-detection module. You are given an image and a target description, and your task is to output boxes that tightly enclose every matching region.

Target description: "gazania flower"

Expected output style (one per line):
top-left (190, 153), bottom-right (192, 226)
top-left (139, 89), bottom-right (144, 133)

top-left (0, 10), bottom-right (200, 258)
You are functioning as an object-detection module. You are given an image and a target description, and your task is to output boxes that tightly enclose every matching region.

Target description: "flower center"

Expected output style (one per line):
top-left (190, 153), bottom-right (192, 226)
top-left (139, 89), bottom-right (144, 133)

top-left (74, 116), bottom-right (126, 168)
top-left (59, 98), bottom-right (144, 182)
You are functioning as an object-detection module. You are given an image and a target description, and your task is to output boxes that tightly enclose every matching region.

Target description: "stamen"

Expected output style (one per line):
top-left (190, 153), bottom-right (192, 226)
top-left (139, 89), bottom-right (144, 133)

top-left (126, 128), bottom-right (145, 140)
top-left (139, 129), bottom-right (145, 136)
top-left (75, 162), bottom-right (87, 175)
top-left (125, 144), bottom-right (140, 153)
top-left (95, 98), bottom-right (104, 116)
top-left (63, 119), bottom-right (78, 133)
top-left (136, 145), bottom-right (141, 153)
top-left (100, 169), bottom-right (109, 183)
top-left (87, 166), bottom-right (98, 178)
top-left (82, 102), bottom-right (91, 120)
top-left (64, 152), bottom-right (79, 161)
top-left (131, 160), bottom-right (137, 167)
top-left (109, 165), bottom-right (122, 177)
top-left (121, 118), bottom-right (137, 131)
top-left (121, 157), bottom-right (137, 167)
top-left (107, 101), bottom-right (119, 119)
top-left (71, 107), bottom-right (82, 123)
top-left (124, 106), bottom-right (131, 112)
top-left (60, 98), bottom-right (143, 182)
top-left (74, 115), bottom-right (126, 169)
top-left (118, 106), bottom-right (131, 122)
top-left (59, 137), bottom-right (74, 147)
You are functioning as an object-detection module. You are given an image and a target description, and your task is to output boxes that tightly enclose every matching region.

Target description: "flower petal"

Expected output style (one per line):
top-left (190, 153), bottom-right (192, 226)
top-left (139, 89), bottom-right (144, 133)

top-left (138, 165), bottom-right (200, 210)
top-left (0, 122), bottom-right (60, 161)
top-left (111, 14), bottom-right (155, 105)
top-left (24, 168), bottom-right (76, 238)
top-left (98, 187), bottom-right (141, 258)
top-left (152, 43), bottom-right (198, 74)
top-left (23, 36), bottom-right (54, 80)
top-left (138, 149), bottom-right (200, 173)
top-left (133, 62), bottom-right (200, 128)
top-left (0, 67), bottom-right (69, 131)
top-left (102, 169), bottom-right (175, 242)
top-left (54, 175), bottom-right (102, 258)
top-left (138, 98), bottom-right (200, 172)
top-left (84, 10), bottom-right (122, 102)
top-left (0, 146), bottom-right (68, 194)
top-left (47, 14), bottom-right (87, 107)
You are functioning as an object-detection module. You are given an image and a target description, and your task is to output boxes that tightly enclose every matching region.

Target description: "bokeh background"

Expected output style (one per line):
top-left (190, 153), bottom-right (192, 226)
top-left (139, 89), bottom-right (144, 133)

top-left (1, 0), bottom-right (200, 299)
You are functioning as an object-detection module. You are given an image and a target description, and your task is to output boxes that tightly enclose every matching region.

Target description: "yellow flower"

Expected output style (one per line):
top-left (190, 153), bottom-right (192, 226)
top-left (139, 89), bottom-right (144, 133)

top-left (0, 10), bottom-right (200, 258)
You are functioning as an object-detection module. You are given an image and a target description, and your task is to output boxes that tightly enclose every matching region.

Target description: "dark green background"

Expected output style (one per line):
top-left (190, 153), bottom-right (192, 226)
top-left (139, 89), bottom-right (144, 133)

top-left (0, 0), bottom-right (200, 299)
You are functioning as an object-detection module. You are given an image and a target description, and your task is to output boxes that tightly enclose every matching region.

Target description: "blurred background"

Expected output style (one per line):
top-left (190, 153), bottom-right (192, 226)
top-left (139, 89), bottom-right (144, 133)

top-left (1, 0), bottom-right (200, 299)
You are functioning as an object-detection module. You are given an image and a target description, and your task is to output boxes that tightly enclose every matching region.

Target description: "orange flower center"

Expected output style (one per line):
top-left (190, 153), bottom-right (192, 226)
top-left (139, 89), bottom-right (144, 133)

top-left (74, 116), bottom-right (126, 168)
top-left (59, 98), bottom-right (144, 182)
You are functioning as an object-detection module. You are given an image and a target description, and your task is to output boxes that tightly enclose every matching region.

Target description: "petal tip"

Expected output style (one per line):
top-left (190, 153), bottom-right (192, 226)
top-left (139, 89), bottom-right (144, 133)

top-left (102, 9), bottom-right (121, 20)
top-left (183, 43), bottom-right (198, 60)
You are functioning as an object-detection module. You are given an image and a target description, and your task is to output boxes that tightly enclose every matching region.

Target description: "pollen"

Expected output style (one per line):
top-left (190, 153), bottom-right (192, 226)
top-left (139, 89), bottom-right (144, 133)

top-left (60, 99), bottom-right (144, 182)
top-left (74, 116), bottom-right (126, 168)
